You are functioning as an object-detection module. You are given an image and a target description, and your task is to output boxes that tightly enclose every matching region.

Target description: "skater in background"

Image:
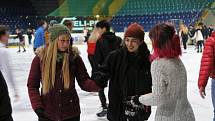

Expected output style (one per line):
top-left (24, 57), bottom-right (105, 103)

top-left (208, 25), bottom-right (214, 37)
top-left (44, 20), bottom-right (58, 45)
top-left (188, 25), bottom-right (196, 45)
top-left (93, 20), bottom-right (122, 117)
top-left (33, 20), bottom-right (47, 52)
top-left (198, 31), bottom-right (215, 121)
top-left (14, 28), bottom-right (26, 52)
top-left (0, 26), bottom-right (19, 101)
top-left (179, 24), bottom-right (189, 52)
top-left (27, 24), bottom-right (101, 121)
top-left (27, 27), bottom-right (34, 45)
top-left (125, 23), bottom-right (195, 121)
top-left (192, 24), bottom-right (204, 53)
top-left (87, 27), bottom-right (100, 75)
top-left (63, 20), bottom-right (73, 46)
top-left (92, 23), bottom-right (152, 121)
top-left (83, 27), bottom-right (89, 42)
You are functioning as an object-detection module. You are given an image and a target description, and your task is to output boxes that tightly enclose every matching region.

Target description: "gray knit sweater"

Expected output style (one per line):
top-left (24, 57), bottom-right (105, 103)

top-left (139, 58), bottom-right (195, 121)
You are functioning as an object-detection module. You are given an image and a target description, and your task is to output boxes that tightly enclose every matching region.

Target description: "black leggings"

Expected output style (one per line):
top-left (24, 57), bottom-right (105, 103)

top-left (182, 39), bottom-right (187, 50)
top-left (18, 41), bottom-right (26, 51)
top-left (197, 40), bottom-right (204, 52)
top-left (98, 89), bottom-right (107, 109)
top-left (88, 55), bottom-right (96, 75)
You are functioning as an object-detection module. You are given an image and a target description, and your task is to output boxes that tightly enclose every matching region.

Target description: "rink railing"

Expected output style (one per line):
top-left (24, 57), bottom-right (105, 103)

top-left (8, 32), bottom-right (152, 47)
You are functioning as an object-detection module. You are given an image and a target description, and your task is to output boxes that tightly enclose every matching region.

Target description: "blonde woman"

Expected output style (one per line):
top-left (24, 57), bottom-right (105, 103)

top-left (27, 24), bottom-right (101, 121)
top-left (179, 24), bottom-right (189, 51)
top-left (87, 27), bottom-right (100, 74)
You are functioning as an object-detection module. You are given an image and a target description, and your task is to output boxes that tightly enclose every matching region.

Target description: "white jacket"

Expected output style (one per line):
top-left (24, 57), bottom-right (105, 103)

top-left (139, 58), bottom-right (195, 121)
top-left (192, 30), bottom-right (204, 42)
top-left (0, 42), bottom-right (17, 93)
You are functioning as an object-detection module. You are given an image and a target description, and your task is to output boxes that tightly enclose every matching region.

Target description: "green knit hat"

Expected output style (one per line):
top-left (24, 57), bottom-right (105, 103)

top-left (48, 24), bottom-right (71, 42)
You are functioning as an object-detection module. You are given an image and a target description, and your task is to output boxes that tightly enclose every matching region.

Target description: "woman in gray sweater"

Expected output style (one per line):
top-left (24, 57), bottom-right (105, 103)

top-left (125, 23), bottom-right (195, 121)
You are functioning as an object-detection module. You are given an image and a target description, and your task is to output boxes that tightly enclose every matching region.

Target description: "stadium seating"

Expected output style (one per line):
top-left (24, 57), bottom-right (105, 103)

top-left (110, 0), bottom-right (211, 32)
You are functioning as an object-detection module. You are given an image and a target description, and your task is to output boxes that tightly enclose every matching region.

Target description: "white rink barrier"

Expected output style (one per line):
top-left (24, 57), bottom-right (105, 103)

top-left (9, 35), bottom-right (30, 46)
top-left (8, 32), bottom-right (152, 46)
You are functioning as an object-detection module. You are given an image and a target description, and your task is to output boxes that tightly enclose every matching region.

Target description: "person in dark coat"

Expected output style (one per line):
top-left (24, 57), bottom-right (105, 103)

top-left (27, 24), bottom-right (101, 121)
top-left (0, 70), bottom-right (13, 121)
top-left (92, 23), bottom-right (152, 121)
top-left (27, 28), bottom-right (34, 45)
top-left (63, 20), bottom-right (73, 46)
top-left (208, 25), bottom-right (214, 37)
top-left (93, 20), bottom-right (122, 117)
top-left (188, 26), bottom-right (196, 45)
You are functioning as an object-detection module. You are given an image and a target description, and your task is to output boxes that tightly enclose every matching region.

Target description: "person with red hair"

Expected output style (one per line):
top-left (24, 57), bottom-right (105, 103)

top-left (125, 23), bottom-right (195, 121)
top-left (198, 31), bottom-right (215, 121)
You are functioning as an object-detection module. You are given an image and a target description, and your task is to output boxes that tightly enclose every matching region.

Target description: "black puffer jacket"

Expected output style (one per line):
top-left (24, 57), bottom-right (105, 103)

top-left (92, 43), bottom-right (152, 121)
top-left (94, 31), bottom-right (122, 68)
top-left (0, 71), bottom-right (13, 121)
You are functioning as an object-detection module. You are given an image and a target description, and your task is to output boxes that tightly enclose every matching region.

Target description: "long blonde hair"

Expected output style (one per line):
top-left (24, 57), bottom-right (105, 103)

top-left (41, 38), bottom-right (70, 95)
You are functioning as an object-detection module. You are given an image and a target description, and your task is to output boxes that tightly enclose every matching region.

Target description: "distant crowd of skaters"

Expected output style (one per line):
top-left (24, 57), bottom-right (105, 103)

top-left (179, 22), bottom-right (214, 53)
top-left (0, 19), bottom-right (215, 121)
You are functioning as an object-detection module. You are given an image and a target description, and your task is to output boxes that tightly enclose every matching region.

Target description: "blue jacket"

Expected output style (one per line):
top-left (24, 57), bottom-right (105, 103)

top-left (34, 27), bottom-right (45, 48)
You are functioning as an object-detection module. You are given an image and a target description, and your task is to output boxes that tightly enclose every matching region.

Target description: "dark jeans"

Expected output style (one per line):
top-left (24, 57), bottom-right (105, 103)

top-left (88, 55), bottom-right (96, 76)
top-left (99, 89), bottom-right (107, 109)
top-left (38, 116), bottom-right (80, 121)
top-left (28, 36), bottom-right (32, 45)
top-left (182, 39), bottom-right (187, 50)
top-left (212, 79), bottom-right (215, 121)
top-left (197, 40), bottom-right (204, 52)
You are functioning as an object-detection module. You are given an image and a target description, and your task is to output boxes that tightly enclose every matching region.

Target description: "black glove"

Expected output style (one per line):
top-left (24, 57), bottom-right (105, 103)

top-left (125, 95), bottom-right (144, 110)
top-left (124, 95), bottom-right (145, 118)
top-left (34, 108), bottom-right (46, 118)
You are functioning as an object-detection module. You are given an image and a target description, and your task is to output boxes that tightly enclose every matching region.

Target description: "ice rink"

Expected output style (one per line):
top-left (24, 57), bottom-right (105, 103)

top-left (5, 44), bottom-right (213, 121)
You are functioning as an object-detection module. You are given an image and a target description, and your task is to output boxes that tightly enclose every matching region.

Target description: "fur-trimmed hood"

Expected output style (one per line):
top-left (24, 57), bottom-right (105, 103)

top-left (35, 46), bottom-right (80, 61)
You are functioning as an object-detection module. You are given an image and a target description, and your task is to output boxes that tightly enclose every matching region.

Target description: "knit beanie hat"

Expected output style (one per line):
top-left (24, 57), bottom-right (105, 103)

top-left (48, 24), bottom-right (71, 42)
top-left (124, 23), bottom-right (145, 41)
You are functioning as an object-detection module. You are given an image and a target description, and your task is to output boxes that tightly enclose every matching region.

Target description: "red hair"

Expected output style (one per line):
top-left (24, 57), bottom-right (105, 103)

top-left (149, 23), bottom-right (182, 58)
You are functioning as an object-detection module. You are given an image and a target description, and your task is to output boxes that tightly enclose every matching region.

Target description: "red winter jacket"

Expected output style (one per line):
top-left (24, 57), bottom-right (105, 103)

top-left (198, 32), bottom-right (215, 89)
top-left (87, 42), bottom-right (96, 55)
top-left (27, 47), bottom-right (101, 121)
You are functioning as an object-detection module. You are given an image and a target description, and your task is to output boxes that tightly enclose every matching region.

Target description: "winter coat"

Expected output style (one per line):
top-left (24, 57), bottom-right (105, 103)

top-left (87, 43), bottom-right (96, 55)
top-left (139, 58), bottom-right (195, 121)
top-left (27, 47), bottom-right (101, 121)
top-left (0, 43), bottom-right (16, 95)
top-left (92, 43), bottom-right (152, 121)
top-left (0, 70), bottom-right (13, 121)
top-left (192, 29), bottom-right (204, 42)
top-left (94, 31), bottom-right (122, 68)
top-left (181, 31), bottom-right (188, 42)
top-left (189, 28), bottom-right (196, 38)
top-left (14, 33), bottom-right (24, 42)
top-left (33, 27), bottom-right (45, 49)
top-left (198, 32), bottom-right (215, 88)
